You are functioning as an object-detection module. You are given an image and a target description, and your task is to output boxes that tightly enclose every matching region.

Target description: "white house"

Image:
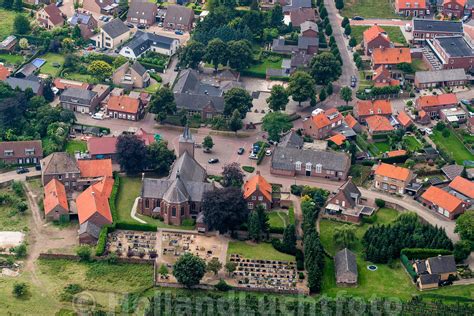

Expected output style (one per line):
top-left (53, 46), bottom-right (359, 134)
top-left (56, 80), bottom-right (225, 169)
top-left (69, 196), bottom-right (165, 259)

top-left (119, 31), bottom-right (180, 59)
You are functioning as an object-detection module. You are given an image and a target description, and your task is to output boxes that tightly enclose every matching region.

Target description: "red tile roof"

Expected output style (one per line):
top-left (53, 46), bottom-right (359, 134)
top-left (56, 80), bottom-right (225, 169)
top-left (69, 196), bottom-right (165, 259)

top-left (43, 4), bottom-right (65, 26)
top-left (372, 48), bottom-right (412, 65)
top-left (0, 64), bottom-right (11, 81)
top-left (135, 128), bottom-right (156, 146)
top-left (397, 111), bottom-right (413, 127)
top-left (375, 163), bottom-right (412, 182)
top-left (91, 177), bottom-right (115, 199)
top-left (311, 108), bottom-right (343, 129)
top-left (356, 100), bottom-right (392, 117)
top-left (397, 0), bottom-right (427, 10)
top-left (421, 186), bottom-right (463, 213)
top-left (43, 179), bottom-right (68, 215)
top-left (243, 171), bottom-right (272, 202)
top-left (290, 7), bottom-right (316, 26)
top-left (87, 137), bottom-right (118, 156)
top-left (363, 25), bottom-right (389, 44)
top-left (344, 113), bottom-right (358, 128)
top-left (327, 133), bottom-right (346, 146)
top-left (76, 183), bottom-right (113, 225)
top-left (443, 0), bottom-right (466, 6)
top-left (387, 149), bottom-right (407, 158)
top-left (366, 115), bottom-right (394, 133)
top-left (107, 95), bottom-right (141, 114)
top-left (417, 94), bottom-right (458, 109)
top-left (449, 176), bottom-right (474, 199)
top-left (77, 159), bottom-right (113, 178)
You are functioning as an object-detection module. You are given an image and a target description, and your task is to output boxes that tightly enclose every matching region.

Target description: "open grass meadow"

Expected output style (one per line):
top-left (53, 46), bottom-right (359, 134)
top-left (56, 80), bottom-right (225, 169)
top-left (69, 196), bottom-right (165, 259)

top-left (0, 183), bottom-right (29, 232)
top-left (341, 0), bottom-right (399, 19)
top-left (65, 140), bottom-right (87, 155)
top-left (0, 53), bottom-right (24, 65)
top-left (403, 135), bottom-right (422, 151)
top-left (227, 241), bottom-right (294, 261)
top-left (431, 129), bottom-right (474, 164)
top-left (246, 56), bottom-right (283, 76)
top-left (0, 9), bottom-right (25, 42)
top-left (351, 25), bottom-right (407, 45)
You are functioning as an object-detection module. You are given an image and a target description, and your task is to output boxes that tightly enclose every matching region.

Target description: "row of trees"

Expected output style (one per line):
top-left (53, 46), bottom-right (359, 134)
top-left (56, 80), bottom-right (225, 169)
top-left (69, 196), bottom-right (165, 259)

top-left (363, 213), bottom-right (453, 263)
top-left (2, 0), bottom-right (23, 12)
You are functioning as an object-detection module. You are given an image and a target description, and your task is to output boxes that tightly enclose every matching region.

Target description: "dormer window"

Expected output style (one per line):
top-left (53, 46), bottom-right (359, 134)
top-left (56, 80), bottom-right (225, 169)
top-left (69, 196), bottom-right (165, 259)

top-left (25, 148), bottom-right (35, 156)
top-left (4, 150), bottom-right (13, 157)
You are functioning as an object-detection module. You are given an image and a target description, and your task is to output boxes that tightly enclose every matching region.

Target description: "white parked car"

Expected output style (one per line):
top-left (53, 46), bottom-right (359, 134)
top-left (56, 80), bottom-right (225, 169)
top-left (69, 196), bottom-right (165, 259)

top-left (424, 128), bottom-right (433, 135)
top-left (91, 113), bottom-right (105, 120)
top-left (265, 149), bottom-right (272, 156)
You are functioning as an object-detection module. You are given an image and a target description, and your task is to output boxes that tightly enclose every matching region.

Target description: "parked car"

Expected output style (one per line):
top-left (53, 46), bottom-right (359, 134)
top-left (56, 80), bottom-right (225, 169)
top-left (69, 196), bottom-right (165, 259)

top-left (35, 164), bottom-right (41, 171)
top-left (137, 24), bottom-right (146, 29)
top-left (126, 22), bottom-right (135, 28)
top-left (351, 81), bottom-right (356, 88)
top-left (237, 147), bottom-right (245, 155)
top-left (208, 158), bottom-right (219, 164)
top-left (91, 113), bottom-right (105, 120)
top-left (461, 99), bottom-right (471, 106)
top-left (56, 0), bottom-right (63, 6)
top-left (424, 128), bottom-right (433, 135)
top-left (265, 149), bottom-right (272, 156)
top-left (249, 153), bottom-right (258, 160)
top-left (175, 30), bottom-right (184, 35)
top-left (352, 16), bottom-right (364, 20)
top-left (16, 167), bottom-right (29, 174)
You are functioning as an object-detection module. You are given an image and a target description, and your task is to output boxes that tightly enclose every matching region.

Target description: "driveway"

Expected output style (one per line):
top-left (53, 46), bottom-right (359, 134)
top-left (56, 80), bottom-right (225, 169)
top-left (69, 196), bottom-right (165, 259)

top-left (0, 168), bottom-right (40, 184)
top-left (59, 0), bottom-right (75, 18)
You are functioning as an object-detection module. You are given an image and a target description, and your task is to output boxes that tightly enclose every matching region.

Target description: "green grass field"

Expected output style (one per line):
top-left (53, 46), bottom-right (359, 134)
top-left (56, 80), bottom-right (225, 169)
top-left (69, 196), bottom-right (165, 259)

top-left (268, 211), bottom-right (289, 229)
top-left (431, 130), bottom-right (474, 164)
top-left (62, 72), bottom-right (94, 82)
top-left (351, 25), bottom-right (407, 45)
top-left (39, 53), bottom-right (65, 77)
top-left (65, 140), bottom-right (87, 154)
top-left (341, 0), bottom-right (399, 19)
top-left (227, 241), bottom-right (294, 261)
top-left (373, 141), bottom-right (391, 153)
top-left (403, 136), bottom-right (422, 151)
top-left (412, 58), bottom-right (429, 71)
top-left (0, 9), bottom-right (25, 43)
top-left (247, 57), bottom-right (282, 75)
top-left (349, 165), bottom-right (372, 186)
top-left (0, 53), bottom-right (23, 65)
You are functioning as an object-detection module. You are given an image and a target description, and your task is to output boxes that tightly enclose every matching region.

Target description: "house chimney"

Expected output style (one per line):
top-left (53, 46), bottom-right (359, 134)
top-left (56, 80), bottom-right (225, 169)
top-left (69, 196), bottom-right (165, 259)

top-left (142, 172), bottom-right (145, 181)
top-left (256, 170), bottom-right (261, 175)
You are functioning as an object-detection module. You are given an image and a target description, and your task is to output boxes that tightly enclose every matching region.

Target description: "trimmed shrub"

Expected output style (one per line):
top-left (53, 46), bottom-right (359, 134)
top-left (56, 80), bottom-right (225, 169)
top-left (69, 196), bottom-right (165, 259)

top-left (375, 198), bottom-right (386, 208)
top-left (215, 279), bottom-right (233, 291)
top-left (400, 248), bottom-right (453, 260)
top-left (288, 206), bottom-right (295, 225)
top-left (290, 185), bottom-right (304, 196)
top-left (115, 222), bottom-right (157, 232)
top-left (242, 166), bottom-right (255, 173)
top-left (400, 254), bottom-right (417, 282)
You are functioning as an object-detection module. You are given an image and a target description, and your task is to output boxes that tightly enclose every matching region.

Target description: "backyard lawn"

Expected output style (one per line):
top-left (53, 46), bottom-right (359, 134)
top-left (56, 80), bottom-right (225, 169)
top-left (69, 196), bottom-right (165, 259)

top-left (62, 72), bottom-right (94, 82)
top-left (431, 129), bottom-right (474, 164)
top-left (268, 211), bottom-right (289, 229)
top-left (0, 183), bottom-right (30, 232)
top-left (39, 53), bottom-right (65, 77)
top-left (116, 176), bottom-right (195, 230)
top-left (373, 141), bottom-right (391, 153)
top-left (227, 241), bottom-right (294, 261)
top-left (349, 165), bottom-right (372, 186)
top-left (412, 58), bottom-right (429, 71)
top-left (351, 25), bottom-right (407, 45)
top-left (247, 56), bottom-right (282, 76)
top-left (144, 83), bottom-right (161, 93)
top-left (0, 53), bottom-right (24, 66)
top-left (341, 0), bottom-right (399, 19)
top-left (403, 136), bottom-right (422, 151)
top-left (65, 140), bottom-right (87, 155)
top-left (0, 9), bottom-right (24, 42)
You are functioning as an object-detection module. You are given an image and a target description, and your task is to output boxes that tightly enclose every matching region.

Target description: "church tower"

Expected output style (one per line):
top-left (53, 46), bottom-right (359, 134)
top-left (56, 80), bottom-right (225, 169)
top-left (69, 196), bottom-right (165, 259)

top-left (178, 125), bottom-right (195, 158)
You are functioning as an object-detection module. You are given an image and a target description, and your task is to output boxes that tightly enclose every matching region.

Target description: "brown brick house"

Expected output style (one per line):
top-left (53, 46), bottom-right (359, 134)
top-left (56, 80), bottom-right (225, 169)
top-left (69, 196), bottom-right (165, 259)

top-left (363, 25), bottom-right (391, 56)
top-left (163, 5), bottom-right (194, 32)
top-left (82, 0), bottom-right (118, 15)
top-left (112, 61), bottom-right (150, 90)
top-left (302, 108), bottom-right (344, 140)
top-left (354, 99), bottom-right (392, 123)
top-left (37, 4), bottom-right (64, 29)
top-left (106, 95), bottom-right (144, 121)
top-left (243, 171), bottom-right (273, 210)
top-left (442, 0), bottom-right (467, 18)
top-left (420, 186), bottom-right (467, 219)
top-left (373, 163), bottom-right (413, 195)
top-left (0, 140), bottom-right (43, 165)
top-left (40, 152), bottom-right (81, 191)
top-left (127, 1), bottom-right (158, 26)
top-left (427, 36), bottom-right (474, 71)
top-left (416, 93), bottom-right (458, 118)
top-left (395, 0), bottom-right (427, 17)
top-left (43, 179), bottom-right (69, 222)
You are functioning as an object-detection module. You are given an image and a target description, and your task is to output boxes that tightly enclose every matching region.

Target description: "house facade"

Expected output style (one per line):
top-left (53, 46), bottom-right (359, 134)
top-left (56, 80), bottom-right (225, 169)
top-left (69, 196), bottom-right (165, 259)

top-left (119, 31), bottom-right (180, 59)
top-left (420, 186), bottom-right (467, 219)
top-left (112, 61), bottom-right (150, 90)
top-left (412, 19), bottom-right (463, 44)
top-left (163, 5), bottom-right (194, 31)
top-left (302, 108), bottom-right (344, 140)
top-left (373, 163), bottom-right (413, 195)
top-left (416, 93), bottom-right (458, 118)
top-left (0, 140), bottom-right (43, 165)
top-left (442, 0), bottom-right (467, 18)
top-left (60, 87), bottom-right (99, 114)
top-left (70, 11), bottom-right (98, 40)
top-left (395, 0), bottom-right (427, 17)
top-left (127, 1), bottom-right (158, 26)
top-left (243, 171), bottom-right (274, 210)
top-left (414, 69), bottom-right (468, 89)
top-left (363, 25), bottom-right (391, 56)
top-left (37, 4), bottom-right (64, 29)
top-left (106, 95), bottom-right (144, 121)
top-left (40, 152), bottom-right (81, 191)
top-left (44, 179), bottom-right (69, 222)
top-left (95, 18), bottom-right (131, 49)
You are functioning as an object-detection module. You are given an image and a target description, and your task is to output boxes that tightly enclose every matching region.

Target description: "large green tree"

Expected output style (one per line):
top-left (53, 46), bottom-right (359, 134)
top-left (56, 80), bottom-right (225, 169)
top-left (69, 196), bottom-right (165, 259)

top-left (334, 224), bottom-right (357, 249)
top-left (179, 41), bottom-right (206, 69)
top-left (149, 87), bottom-right (176, 122)
top-left (228, 109), bottom-right (243, 132)
top-left (205, 38), bottom-right (228, 71)
top-left (228, 40), bottom-right (253, 70)
top-left (287, 71), bottom-right (315, 106)
top-left (266, 85), bottom-right (288, 111)
top-left (87, 60), bottom-right (112, 81)
top-left (13, 14), bottom-right (30, 35)
top-left (248, 210), bottom-right (262, 242)
top-left (146, 141), bottom-right (176, 174)
top-left (173, 253), bottom-right (207, 288)
top-left (340, 86), bottom-right (353, 105)
top-left (282, 224), bottom-right (297, 254)
top-left (223, 87), bottom-right (253, 116)
top-left (222, 162), bottom-right (244, 187)
top-left (310, 52), bottom-right (342, 84)
top-left (262, 112), bottom-right (292, 141)
top-left (455, 211), bottom-right (474, 242)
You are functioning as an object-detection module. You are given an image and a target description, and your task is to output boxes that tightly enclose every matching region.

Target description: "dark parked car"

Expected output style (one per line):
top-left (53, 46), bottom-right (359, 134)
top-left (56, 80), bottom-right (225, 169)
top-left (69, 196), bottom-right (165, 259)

top-left (137, 24), bottom-right (146, 29)
top-left (208, 158), bottom-right (219, 164)
top-left (16, 167), bottom-right (29, 174)
top-left (35, 164), bottom-right (41, 171)
top-left (352, 16), bottom-right (364, 20)
top-left (237, 148), bottom-right (245, 155)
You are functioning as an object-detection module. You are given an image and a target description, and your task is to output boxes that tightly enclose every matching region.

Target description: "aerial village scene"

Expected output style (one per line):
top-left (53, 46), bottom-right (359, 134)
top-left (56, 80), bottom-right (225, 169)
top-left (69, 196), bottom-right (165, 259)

top-left (0, 0), bottom-right (474, 314)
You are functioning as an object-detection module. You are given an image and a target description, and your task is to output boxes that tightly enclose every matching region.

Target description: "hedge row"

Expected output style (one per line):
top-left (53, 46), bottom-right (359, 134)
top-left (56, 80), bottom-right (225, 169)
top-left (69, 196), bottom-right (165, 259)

top-left (138, 61), bottom-right (165, 73)
top-left (288, 206), bottom-right (295, 225)
top-left (115, 221), bottom-right (157, 232)
top-left (269, 227), bottom-right (284, 234)
top-left (240, 69), bottom-right (266, 79)
top-left (256, 143), bottom-right (269, 165)
top-left (401, 254), bottom-right (417, 282)
top-left (109, 173), bottom-right (120, 221)
top-left (400, 248), bottom-right (453, 260)
top-left (381, 155), bottom-right (409, 164)
top-left (95, 225), bottom-right (115, 256)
